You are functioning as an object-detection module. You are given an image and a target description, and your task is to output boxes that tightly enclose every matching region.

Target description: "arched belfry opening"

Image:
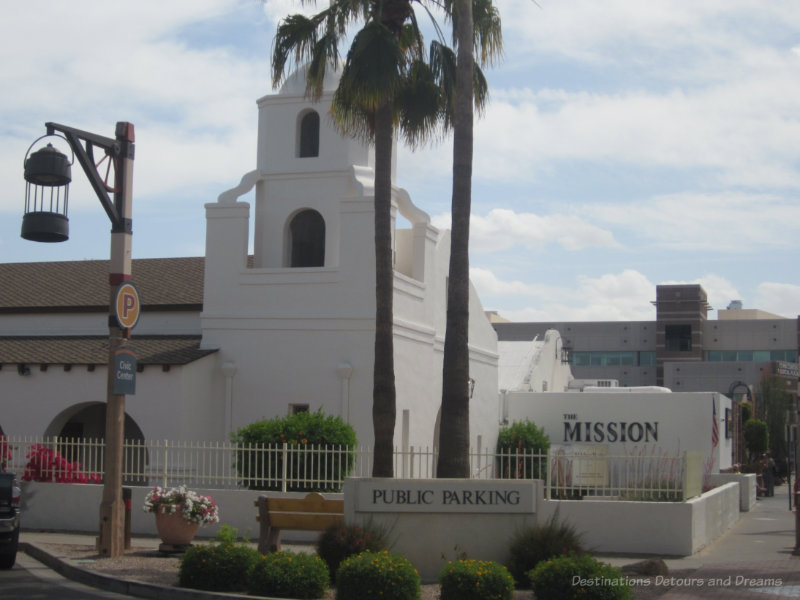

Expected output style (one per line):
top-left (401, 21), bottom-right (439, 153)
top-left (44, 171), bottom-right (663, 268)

top-left (298, 110), bottom-right (320, 158)
top-left (288, 209), bottom-right (325, 267)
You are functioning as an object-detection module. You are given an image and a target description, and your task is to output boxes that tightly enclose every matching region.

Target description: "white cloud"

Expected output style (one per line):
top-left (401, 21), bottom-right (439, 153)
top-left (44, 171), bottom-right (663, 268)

top-left (433, 208), bottom-right (619, 252)
top-left (395, 2), bottom-right (800, 191)
top-left (497, 0), bottom-right (800, 73)
top-left (0, 1), bottom-right (265, 213)
top-left (584, 192), bottom-right (800, 253)
top-left (475, 268), bottom-right (657, 322)
top-left (754, 283), bottom-right (800, 319)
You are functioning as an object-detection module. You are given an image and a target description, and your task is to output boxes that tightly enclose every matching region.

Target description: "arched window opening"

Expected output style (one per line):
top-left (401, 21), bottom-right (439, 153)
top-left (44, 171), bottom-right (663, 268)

top-left (299, 111), bottom-right (320, 158)
top-left (289, 209), bottom-right (325, 267)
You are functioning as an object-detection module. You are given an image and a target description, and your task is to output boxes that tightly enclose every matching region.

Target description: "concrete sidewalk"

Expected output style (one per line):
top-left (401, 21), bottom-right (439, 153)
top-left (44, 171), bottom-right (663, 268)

top-left (602, 489), bottom-right (800, 598)
top-left (16, 486), bottom-right (800, 599)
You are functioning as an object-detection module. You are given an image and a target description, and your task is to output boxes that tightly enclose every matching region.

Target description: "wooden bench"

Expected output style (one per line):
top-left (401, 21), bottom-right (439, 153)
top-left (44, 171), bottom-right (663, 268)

top-left (255, 492), bottom-right (344, 553)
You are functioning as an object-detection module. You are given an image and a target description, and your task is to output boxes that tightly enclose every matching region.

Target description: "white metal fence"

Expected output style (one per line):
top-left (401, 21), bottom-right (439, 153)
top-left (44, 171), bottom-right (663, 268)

top-left (0, 436), bottom-right (701, 500)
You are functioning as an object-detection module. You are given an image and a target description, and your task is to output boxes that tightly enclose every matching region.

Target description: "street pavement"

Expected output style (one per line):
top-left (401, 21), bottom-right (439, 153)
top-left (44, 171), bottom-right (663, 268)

top-left (11, 485), bottom-right (800, 599)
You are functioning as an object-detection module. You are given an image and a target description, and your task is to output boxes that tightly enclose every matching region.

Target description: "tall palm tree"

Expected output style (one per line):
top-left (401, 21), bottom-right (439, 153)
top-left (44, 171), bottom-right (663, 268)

top-left (272, 0), bottom-right (499, 478)
top-left (437, 0), bottom-right (501, 478)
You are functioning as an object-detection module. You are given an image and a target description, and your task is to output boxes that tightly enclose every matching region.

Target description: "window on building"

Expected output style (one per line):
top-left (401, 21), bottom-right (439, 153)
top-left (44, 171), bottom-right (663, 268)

top-left (570, 351), bottom-right (638, 367)
top-left (290, 404), bottom-right (310, 415)
top-left (299, 111), bottom-right (320, 158)
top-left (571, 352), bottom-right (590, 366)
top-left (706, 349), bottom-right (797, 362)
top-left (289, 209), bottom-right (325, 267)
top-left (665, 324), bottom-right (692, 351)
top-left (639, 351), bottom-right (657, 366)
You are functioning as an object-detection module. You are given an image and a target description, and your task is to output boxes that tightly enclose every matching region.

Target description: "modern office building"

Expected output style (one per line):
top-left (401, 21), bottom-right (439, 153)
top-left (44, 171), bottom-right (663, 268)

top-left (493, 284), bottom-right (799, 405)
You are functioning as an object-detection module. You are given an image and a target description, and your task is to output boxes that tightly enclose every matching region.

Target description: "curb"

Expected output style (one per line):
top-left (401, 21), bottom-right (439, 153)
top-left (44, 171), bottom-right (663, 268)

top-left (20, 542), bottom-right (254, 600)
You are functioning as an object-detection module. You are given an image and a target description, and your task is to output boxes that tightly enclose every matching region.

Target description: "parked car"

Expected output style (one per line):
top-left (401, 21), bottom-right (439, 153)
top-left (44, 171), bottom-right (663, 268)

top-left (0, 473), bottom-right (21, 568)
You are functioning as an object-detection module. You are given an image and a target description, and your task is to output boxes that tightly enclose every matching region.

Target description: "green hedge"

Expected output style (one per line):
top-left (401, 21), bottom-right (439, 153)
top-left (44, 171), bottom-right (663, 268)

top-left (231, 410), bottom-right (357, 491)
top-left (247, 550), bottom-right (329, 599)
top-left (336, 551), bottom-right (420, 600)
top-left (529, 553), bottom-right (632, 600)
top-left (178, 527), bottom-right (260, 592)
top-left (496, 420), bottom-right (550, 479)
top-left (439, 559), bottom-right (515, 600)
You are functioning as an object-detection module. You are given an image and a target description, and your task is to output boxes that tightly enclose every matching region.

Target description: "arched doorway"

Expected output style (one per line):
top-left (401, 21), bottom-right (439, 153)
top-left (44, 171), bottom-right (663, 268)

top-left (44, 403), bottom-right (148, 485)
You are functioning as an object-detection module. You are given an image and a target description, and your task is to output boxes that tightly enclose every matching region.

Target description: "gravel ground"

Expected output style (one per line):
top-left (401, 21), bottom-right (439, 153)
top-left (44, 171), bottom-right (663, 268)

top-left (36, 542), bottom-right (683, 599)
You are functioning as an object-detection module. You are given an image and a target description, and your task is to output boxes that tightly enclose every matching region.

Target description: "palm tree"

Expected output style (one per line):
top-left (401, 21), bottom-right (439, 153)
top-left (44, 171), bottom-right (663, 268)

top-left (437, 0), bottom-right (501, 478)
top-left (272, 0), bottom-right (499, 478)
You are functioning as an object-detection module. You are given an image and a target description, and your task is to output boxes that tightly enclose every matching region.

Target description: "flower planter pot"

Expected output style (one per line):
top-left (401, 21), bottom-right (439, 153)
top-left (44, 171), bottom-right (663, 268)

top-left (154, 506), bottom-right (199, 547)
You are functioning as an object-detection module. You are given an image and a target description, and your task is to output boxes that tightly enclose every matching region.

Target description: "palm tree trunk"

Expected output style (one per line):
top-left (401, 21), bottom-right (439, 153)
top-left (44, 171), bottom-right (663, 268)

top-left (437, 0), bottom-right (474, 479)
top-left (372, 100), bottom-right (396, 478)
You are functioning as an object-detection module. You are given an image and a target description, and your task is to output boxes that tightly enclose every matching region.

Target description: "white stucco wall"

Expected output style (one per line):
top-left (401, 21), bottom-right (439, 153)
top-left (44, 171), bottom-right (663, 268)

top-left (0, 355), bottom-right (220, 443)
top-left (505, 391), bottom-right (733, 471)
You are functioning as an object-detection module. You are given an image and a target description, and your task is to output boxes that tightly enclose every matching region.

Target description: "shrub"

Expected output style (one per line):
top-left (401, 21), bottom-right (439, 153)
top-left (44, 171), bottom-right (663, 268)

top-left (247, 550), bottom-right (329, 599)
top-left (21, 444), bottom-right (101, 484)
top-left (231, 410), bottom-right (357, 491)
top-left (529, 553), bottom-right (632, 600)
top-left (179, 529), bottom-right (260, 592)
top-left (496, 420), bottom-right (550, 479)
top-left (439, 559), bottom-right (515, 600)
top-left (744, 419), bottom-right (768, 461)
top-left (507, 510), bottom-right (584, 587)
top-left (317, 521), bottom-right (390, 581)
top-left (336, 551), bottom-right (420, 600)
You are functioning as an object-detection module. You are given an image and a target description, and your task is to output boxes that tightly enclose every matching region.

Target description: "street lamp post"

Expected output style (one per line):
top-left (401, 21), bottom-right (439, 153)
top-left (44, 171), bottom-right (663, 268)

top-left (22, 121), bottom-right (135, 558)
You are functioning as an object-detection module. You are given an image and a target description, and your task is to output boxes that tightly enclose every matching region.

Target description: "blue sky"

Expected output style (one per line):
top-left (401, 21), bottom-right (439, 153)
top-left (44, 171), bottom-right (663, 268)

top-left (1, 1), bottom-right (799, 322)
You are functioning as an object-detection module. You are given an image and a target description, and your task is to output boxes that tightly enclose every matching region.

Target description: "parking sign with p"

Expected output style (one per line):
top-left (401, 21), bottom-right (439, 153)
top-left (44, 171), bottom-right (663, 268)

top-left (115, 282), bottom-right (141, 330)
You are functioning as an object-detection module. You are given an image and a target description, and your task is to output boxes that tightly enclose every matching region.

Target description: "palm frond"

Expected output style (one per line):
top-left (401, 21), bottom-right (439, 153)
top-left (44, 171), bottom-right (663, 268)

top-left (397, 59), bottom-right (446, 148)
top-left (472, 63), bottom-right (489, 115)
top-left (472, 0), bottom-right (503, 67)
top-left (444, 0), bottom-right (503, 67)
top-left (337, 21), bottom-right (406, 111)
top-left (272, 14), bottom-right (319, 88)
top-left (430, 40), bottom-right (457, 129)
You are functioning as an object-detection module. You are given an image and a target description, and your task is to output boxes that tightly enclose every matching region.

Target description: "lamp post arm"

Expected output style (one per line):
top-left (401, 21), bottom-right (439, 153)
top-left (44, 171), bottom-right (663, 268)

top-left (45, 122), bottom-right (134, 233)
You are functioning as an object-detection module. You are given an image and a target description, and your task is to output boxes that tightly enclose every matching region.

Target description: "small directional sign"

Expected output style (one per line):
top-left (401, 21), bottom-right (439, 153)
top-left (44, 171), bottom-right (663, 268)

top-left (115, 282), bottom-right (141, 330)
top-left (113, 346), bottom-right (137, 395)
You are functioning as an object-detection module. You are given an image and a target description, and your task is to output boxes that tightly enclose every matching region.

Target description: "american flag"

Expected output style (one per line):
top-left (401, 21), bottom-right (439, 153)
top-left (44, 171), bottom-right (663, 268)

top-left (711, 399), bottom-right (719, 449)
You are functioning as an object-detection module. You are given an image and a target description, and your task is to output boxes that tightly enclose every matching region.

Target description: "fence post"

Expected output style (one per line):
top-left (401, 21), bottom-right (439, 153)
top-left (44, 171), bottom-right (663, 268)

top-left (545, 449), bottom-right (551, 499)
top-left (281, 442), bottom-right (288, 493)
top-left (50, 436), bottom-right (57, 482)
top-left (162, 440), bottom-right (169, 489)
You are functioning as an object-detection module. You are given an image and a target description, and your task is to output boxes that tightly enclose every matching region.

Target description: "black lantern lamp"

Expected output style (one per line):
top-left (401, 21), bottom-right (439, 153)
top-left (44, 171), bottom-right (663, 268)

top-left (22, 139), bottom-right (72, 242)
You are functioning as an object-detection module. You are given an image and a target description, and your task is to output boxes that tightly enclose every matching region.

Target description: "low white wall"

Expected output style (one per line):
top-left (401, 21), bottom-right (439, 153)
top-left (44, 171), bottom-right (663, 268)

top-left (20, 480), bottom-right (741, 569)
top-left (18, 482), bottom-right (319, 542)
top-left (539, 482), bottom-right (741, 556)
top-left (708, 473), bottom-right (756, 511)
top-left (688, 482), bottom-right (741, 553)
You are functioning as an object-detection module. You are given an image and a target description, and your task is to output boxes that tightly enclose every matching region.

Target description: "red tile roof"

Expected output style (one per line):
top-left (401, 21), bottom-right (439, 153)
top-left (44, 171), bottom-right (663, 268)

top-left (0, 335), bottom-right (215, 366)
top-left (0, 257), bottom-right (211, 365)
top-left (0, 257), bottom-right (204, 313)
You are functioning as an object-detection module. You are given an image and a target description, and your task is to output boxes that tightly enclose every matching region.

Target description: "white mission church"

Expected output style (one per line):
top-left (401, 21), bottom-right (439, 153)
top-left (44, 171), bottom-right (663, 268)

top-left (0, 65), bottom-right (505, 456)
